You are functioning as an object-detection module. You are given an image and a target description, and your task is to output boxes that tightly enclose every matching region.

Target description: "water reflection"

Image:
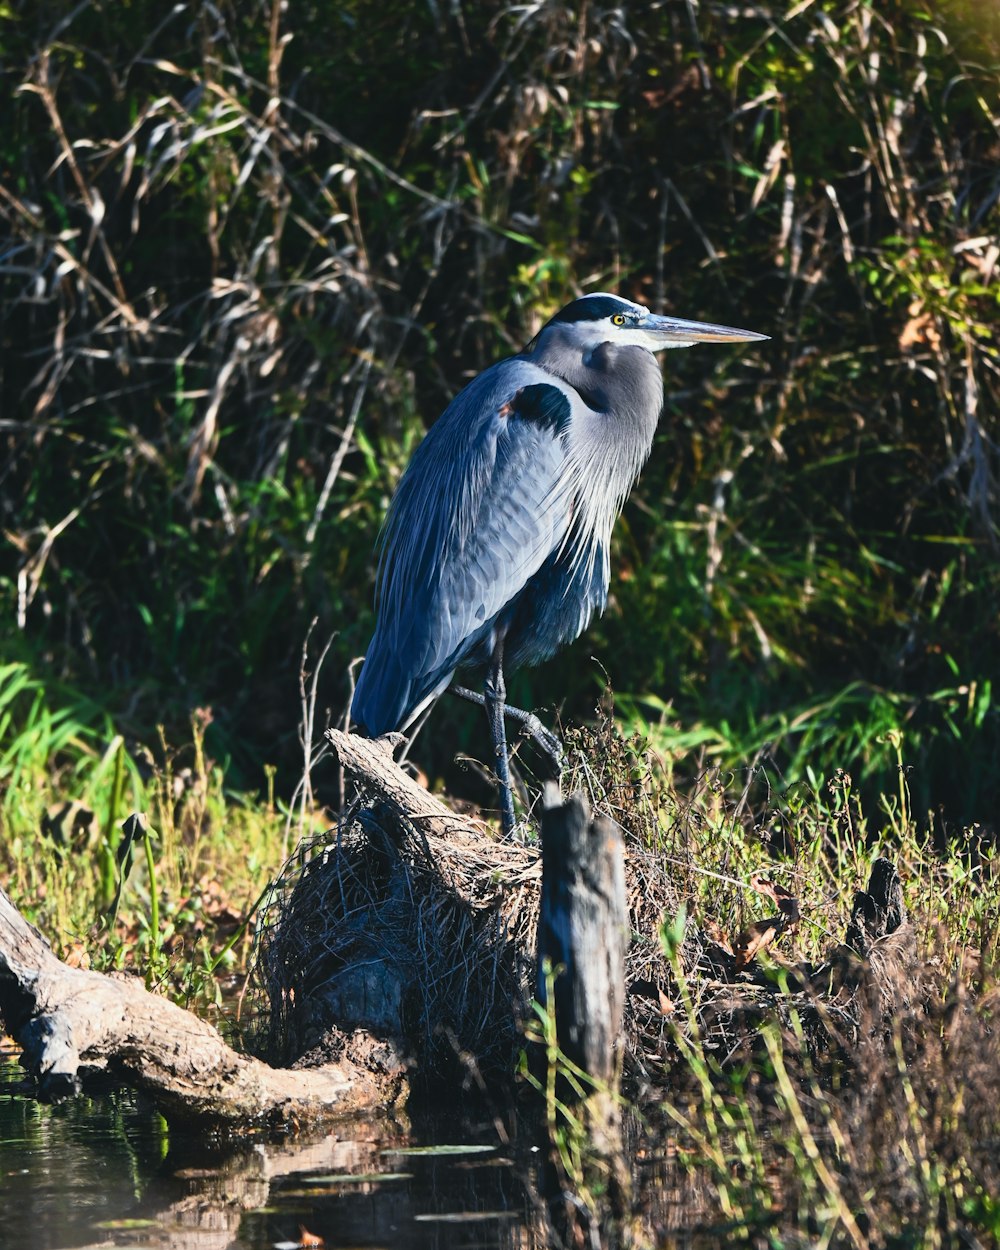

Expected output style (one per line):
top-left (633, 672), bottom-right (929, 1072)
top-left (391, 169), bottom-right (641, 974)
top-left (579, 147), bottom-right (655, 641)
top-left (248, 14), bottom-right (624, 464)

top-left (0, 1050), bottom-right (537, 1249)
top-left (2, 1044), bottom-right (741, 1249)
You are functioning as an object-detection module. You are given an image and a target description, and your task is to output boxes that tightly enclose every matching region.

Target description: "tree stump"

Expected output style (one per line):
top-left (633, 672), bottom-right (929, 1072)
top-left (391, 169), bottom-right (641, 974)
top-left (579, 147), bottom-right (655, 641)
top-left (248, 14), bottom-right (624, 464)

top-left (537, 787), bottom-right (627, 1084)
top-left (535, 786), bottom-right (627, 1187)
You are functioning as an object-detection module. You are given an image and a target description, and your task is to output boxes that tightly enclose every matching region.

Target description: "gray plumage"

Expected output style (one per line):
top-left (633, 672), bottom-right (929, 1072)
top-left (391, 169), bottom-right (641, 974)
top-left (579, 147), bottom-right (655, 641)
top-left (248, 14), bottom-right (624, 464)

top-left (352, 292), bottom-right (767, 835)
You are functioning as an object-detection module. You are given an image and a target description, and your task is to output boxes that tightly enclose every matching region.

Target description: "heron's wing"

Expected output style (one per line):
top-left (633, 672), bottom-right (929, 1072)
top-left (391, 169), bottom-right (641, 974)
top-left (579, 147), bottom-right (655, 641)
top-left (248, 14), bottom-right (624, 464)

top-left (352, 361), bottom-right (577, 734)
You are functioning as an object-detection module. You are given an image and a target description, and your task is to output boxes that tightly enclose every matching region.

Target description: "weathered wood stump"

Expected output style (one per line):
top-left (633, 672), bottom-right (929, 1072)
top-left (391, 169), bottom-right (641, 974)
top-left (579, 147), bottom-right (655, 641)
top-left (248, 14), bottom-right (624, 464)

top-left (535, 786), bottom-right (628, 1198)
top-left (845, 857), bottom-right (908, 955)
top-left (536, 786), bottom-right (626, 1087)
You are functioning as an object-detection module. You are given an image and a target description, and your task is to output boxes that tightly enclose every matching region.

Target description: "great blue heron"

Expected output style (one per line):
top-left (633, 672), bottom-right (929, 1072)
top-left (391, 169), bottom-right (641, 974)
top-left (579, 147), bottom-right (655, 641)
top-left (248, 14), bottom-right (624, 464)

top-left (352, 292), bottom-right (768, 836)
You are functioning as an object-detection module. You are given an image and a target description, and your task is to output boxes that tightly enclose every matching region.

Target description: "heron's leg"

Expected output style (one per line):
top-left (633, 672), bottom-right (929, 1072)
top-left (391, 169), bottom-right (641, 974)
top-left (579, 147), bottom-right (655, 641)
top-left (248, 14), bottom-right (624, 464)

top-left (451, 684), bottom-right (565, 776)
top-left (483, 652), bottom-right (516, 840)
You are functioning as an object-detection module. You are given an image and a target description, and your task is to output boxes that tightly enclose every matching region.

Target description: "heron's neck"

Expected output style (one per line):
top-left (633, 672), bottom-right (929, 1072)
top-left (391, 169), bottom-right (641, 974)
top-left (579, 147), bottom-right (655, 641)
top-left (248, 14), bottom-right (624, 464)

top-left (530, 335), bottom-right (665, 550)
top-left (531, 335), bottom-right (664, 469)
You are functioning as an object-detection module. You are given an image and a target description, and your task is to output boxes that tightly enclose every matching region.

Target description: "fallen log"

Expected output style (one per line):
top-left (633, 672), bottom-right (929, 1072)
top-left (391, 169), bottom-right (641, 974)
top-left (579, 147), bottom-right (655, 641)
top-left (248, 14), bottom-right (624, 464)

top-left (0, 885), bottom-right (403, 1125)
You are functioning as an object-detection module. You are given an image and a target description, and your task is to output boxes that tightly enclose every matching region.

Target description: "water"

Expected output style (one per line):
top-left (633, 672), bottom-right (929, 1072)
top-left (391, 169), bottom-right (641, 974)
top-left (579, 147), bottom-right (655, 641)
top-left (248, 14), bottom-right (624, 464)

top-left (0, 1046), bottom-right (736, 1249)
top-left (0, 1048), bottom-right (537, 1250)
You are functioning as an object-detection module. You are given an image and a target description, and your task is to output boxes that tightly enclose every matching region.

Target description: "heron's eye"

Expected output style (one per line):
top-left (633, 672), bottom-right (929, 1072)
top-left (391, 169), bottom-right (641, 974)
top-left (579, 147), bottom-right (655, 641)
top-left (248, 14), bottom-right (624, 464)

top-left (611, 314), bottom-right (626, 326)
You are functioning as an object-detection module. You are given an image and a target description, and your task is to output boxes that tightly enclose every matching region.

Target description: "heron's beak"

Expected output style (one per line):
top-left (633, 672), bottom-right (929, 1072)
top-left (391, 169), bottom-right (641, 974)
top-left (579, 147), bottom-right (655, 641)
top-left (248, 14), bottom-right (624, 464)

top-left (638, 312), bottom-right (769, 350)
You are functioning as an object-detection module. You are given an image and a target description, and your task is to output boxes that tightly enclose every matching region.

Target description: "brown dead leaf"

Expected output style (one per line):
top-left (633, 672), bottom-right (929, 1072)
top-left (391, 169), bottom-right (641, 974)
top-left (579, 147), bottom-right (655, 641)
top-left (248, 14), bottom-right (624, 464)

top-left (749, 875), bottom-right (800, 923)
top-left (702, 918), bottom-right (734, 955)
top-left (749, 873), bottom-right (791, 904)
top-left (899, 301), bottom-right (941, 352)
top-left (62, 941), bottom-right (91, 969)
top-left (733, 917), bottom-right (783, 971)
top-left (657, 988), bottom-right (675, 1016)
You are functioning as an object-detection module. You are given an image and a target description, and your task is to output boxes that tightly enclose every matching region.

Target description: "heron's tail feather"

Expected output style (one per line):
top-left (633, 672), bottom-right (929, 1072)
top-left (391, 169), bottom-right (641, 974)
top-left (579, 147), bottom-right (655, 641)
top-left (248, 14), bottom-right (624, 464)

top-left (350, 645), bottom-right (452, 737)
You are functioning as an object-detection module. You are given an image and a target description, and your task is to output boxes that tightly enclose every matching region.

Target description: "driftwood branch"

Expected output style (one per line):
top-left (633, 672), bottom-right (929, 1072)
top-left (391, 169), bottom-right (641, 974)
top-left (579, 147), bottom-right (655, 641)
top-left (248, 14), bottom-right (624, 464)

top-left (324, 727), bottom-right (541, 897)
top-left (0, 886), bottom-right (401, 1125)
top-left (327, 730), bottom-right (471, 840)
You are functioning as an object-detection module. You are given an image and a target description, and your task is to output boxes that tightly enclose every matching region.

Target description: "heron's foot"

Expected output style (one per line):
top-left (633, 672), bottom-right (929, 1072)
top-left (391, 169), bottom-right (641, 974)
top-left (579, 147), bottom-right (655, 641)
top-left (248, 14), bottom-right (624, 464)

top-left (451, 685), bottom-right (565, 777)
top-left (506, 705), bottom-right (565, 775)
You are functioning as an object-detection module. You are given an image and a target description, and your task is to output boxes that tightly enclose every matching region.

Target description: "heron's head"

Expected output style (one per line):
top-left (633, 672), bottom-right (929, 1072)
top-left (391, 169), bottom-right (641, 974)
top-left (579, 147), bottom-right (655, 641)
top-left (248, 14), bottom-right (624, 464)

top-left (538, 292), bottom-right (768, 354)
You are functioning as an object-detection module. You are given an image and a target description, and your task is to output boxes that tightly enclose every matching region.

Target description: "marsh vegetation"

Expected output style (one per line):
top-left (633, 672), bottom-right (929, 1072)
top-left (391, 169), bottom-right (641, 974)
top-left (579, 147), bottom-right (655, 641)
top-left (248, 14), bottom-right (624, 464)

top-left (1, 1), bottom-right (998, 1245)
